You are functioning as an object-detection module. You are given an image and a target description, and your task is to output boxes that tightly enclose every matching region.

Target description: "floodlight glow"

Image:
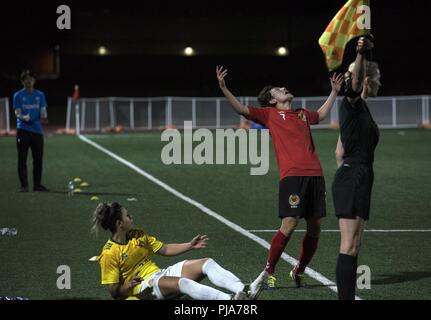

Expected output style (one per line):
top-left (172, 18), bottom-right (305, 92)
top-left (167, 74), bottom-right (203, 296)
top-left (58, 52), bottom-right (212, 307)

top-left (277, 46), bottom-right (288, 56)
top-left (184, 47), bottom-right (194, 56)
top-left (98, 46), bottom-right (108, 56)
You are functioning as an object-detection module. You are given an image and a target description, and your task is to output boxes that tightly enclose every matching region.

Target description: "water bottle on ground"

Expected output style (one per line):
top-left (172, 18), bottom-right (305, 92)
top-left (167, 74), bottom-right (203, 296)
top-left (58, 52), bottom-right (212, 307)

top-left (68, 181), bottom-right (74, 197)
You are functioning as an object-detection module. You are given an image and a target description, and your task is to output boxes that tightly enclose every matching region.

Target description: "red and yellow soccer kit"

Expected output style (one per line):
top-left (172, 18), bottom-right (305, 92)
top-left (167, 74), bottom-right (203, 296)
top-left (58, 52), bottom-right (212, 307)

top-left (248, 107), bottom-right (323, 179)
top-left (248, 106), bottom-right (326, 218)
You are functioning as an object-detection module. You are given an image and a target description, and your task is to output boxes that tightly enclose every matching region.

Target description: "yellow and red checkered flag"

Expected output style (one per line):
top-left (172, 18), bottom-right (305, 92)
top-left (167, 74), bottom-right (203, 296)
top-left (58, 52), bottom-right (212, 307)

top-left (319, 0), bottom-right (370, 71)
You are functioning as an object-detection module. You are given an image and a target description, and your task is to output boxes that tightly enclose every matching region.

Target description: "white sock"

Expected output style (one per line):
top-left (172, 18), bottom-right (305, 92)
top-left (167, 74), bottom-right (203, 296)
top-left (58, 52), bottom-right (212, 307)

top-left (249, 270), bottom-right (268, 298)
top-left (178, 277), bottom-right (231, 300)
top-left (202, 258), bottom-right (245, 294)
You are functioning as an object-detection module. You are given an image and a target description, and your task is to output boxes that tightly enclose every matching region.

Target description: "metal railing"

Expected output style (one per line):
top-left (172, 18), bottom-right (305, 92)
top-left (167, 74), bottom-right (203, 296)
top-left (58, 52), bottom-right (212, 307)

top-left (0, 95), bottom-right (429, 134)
top-left (65, 95), bottom-right (431, 132)
top-left (66, 96), bottom-right (243, 131)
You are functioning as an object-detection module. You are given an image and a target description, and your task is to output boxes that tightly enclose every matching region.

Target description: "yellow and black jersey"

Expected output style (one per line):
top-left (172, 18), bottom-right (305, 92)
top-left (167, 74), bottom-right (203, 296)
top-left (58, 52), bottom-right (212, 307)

top-left (96, 229), bottom-right (164, 286)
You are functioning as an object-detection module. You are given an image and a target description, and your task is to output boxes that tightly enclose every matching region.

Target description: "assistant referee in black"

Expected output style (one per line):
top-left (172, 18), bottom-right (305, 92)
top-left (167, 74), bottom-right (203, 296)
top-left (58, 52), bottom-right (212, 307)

top-left (332, 36), bottom-right (381, 300)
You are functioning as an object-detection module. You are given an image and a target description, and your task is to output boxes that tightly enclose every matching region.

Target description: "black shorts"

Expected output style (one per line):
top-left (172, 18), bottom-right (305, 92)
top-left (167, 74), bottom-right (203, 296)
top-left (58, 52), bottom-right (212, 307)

top-left (332, 163), bottom-right (374, 221)
top-left (278, 176), bottom-right (326, 219)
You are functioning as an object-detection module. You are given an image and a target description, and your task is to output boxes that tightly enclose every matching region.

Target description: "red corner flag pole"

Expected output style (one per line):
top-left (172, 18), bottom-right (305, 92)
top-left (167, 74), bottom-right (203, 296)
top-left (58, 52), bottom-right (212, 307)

top-left (72, 84), bottom-right (80, 102)
top-left (72, 85), bottom-right (80, 135)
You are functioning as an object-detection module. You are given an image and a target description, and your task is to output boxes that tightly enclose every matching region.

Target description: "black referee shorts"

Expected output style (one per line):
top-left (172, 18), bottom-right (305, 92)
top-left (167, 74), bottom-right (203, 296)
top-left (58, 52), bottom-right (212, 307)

top-left (332, 163), bottom-right (374, 221)
top-left (278, 176), bottom-right (326, 219)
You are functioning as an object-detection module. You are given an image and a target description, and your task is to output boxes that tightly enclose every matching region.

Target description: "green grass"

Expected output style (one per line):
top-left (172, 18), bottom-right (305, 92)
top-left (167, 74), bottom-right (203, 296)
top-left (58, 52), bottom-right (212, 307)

top-left (1, 128), bottom-right (430, 300)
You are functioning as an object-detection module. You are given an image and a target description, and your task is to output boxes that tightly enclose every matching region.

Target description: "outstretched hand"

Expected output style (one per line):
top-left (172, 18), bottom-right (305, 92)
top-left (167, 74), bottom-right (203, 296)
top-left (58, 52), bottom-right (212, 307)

top-left (216, 65), bottom-right (228, 89)
top-left (330, 73), bottom-right (344, 93)
top-left (190, 234), bottom-right (209, 249)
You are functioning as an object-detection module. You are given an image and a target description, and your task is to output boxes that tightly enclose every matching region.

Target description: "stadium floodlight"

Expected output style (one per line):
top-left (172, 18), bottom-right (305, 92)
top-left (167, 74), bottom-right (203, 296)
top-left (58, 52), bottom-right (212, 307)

top-left (98, 46), bottom-right (108, 56)
top-left (277, 46), bottom-right (289, 56)
top-left (184, 46), bottom-right (194, 56)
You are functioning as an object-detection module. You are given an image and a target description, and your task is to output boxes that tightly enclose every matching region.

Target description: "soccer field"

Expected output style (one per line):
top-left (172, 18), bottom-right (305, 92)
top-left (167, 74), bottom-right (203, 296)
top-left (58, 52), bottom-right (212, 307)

top-left (1, 128), bottom-right (431, 300)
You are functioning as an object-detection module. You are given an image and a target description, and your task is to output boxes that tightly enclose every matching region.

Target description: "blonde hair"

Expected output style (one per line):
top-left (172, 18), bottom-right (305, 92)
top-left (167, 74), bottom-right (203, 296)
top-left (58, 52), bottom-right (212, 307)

top-left (348, 61), bottom-right (379, 79)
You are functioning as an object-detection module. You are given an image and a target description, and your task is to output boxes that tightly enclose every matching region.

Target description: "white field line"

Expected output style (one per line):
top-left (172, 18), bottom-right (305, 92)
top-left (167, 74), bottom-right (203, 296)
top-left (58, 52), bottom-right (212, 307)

top-left (78, 134), bottom-right (360, 300)
top-left (249, 229), bottom-right (431, 233)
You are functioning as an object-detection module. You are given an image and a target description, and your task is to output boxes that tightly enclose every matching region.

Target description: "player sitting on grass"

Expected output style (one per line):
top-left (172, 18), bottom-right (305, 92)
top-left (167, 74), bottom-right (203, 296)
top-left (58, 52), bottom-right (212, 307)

top-left (91, 202), bottom-right (252, 300)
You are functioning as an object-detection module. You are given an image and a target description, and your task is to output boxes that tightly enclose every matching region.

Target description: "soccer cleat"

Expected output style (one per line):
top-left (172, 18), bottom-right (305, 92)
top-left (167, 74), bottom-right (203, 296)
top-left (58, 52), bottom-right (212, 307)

top-left (266, 274), bottom-right (277, 288)
top-left (248, 271), bottom-right (268, 299)
top-left (289, 269), bottom-right (306, 288)
top-left (19, 186), bottom-right (29, 192)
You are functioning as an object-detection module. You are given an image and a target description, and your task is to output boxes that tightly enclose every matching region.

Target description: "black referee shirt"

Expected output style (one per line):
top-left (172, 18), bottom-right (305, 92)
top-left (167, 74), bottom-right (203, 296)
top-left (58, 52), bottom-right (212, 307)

top-left (339, 96), bottom-right (379, 165)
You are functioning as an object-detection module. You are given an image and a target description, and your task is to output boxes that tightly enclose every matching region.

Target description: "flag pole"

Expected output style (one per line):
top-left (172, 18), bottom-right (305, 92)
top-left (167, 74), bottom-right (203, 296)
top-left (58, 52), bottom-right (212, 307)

top-left (72, 84), bottom-right (80, 136)
top-left (364, 0), bottom-right (373, 61)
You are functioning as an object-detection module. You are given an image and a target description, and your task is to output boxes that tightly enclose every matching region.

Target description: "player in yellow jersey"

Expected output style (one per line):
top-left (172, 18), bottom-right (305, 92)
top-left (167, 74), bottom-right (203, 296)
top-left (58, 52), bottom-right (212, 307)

top-left (92, 202), bottom-right (251, 300)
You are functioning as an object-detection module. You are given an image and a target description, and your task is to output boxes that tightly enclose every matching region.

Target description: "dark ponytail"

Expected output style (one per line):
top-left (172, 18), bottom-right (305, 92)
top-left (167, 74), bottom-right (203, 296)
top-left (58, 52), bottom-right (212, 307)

top-left (92, 202), bottom-right (123, 235)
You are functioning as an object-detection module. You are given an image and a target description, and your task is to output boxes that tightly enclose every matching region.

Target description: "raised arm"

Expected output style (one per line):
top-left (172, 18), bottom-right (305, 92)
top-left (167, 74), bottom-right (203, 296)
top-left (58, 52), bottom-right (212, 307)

top-left (317, 73), bottom-right (343, 121)
top-left (157, 234), bottom-right (209, 256)
top-left (348, 36), bottom-right (374, 104)
top-left (216, 66), bottom-right (250, 117)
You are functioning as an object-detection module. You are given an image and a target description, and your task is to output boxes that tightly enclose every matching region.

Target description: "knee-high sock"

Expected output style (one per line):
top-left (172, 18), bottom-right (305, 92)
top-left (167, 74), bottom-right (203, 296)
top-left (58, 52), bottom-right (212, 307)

top-left (202, 258), bottom-right (244, 294)
top-left (336, 253), bottom-right (358, 300)
top-left (294, 233), bottom-right (319, 274)
top-left (264, 230), bottom-right (290, 274)
top-left (178, 277), bottom-right (231, 300)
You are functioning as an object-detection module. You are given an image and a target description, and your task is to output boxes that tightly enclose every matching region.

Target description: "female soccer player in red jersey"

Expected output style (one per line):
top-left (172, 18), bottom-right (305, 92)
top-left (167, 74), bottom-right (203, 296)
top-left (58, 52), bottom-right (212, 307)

top-left (216, 65), bottom-right (343, 297)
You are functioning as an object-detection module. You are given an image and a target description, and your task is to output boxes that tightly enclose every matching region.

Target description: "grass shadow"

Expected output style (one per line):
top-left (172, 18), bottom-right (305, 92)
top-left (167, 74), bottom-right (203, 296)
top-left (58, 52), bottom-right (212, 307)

top-left (373, 271), bottom-right (431, 285)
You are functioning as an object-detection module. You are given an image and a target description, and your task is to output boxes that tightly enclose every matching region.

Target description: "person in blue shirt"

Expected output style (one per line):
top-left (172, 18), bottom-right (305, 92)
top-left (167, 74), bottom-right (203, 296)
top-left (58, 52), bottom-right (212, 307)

top-left (13, 70), bottom-right (49, 192)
